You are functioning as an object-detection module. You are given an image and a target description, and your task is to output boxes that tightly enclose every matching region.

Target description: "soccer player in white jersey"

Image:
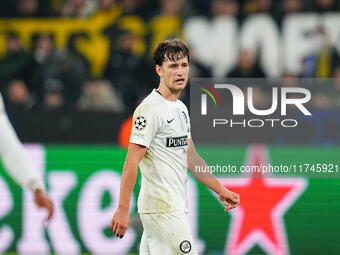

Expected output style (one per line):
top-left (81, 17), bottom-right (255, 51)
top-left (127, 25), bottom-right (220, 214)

top-left (0, 94), bottom-right (53, 221)
top-left (111, 39), bottom-right (240, 254)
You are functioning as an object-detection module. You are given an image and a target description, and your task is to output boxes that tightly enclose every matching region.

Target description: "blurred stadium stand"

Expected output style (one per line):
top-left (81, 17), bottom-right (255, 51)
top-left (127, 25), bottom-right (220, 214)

top-left (1, 3), bottom-right (340, 255)
top-left (0, 0), bottom-right (340, 144)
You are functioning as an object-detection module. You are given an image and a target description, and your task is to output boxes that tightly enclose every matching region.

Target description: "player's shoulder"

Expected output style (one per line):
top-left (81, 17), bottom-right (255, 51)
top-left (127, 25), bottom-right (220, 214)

top-left (177, 99), bottom-right (189, 113)
top-left (135, 91), bottom-right (166, 114)
top-left (177, 99), bottom-right (187, 108)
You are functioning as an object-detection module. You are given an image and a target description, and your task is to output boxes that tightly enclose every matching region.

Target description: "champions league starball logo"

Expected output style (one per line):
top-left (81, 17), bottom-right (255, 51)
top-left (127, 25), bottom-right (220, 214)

top-left (134, 116), bottom-right (147, 131)
top-left (199, 83), bottom-right (312, 128)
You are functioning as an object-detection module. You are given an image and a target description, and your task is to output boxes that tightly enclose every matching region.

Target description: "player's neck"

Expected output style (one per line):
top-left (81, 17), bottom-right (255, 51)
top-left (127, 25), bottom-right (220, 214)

top-left (157, 84), bottom-right (180, 102)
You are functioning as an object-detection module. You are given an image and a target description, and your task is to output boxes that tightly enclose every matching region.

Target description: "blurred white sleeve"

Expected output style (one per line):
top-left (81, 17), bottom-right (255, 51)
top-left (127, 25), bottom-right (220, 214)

top-left (0, 95), bottom-right (45, 192)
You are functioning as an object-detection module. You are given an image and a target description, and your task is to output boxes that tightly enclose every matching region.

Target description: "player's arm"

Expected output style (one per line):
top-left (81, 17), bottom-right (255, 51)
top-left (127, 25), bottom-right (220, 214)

top-left (0, 109), bottom-right (53, 221)
top-left (110, 142), bottom-right (147, 238)
top-left (188, 139), bottom-right (240, 211)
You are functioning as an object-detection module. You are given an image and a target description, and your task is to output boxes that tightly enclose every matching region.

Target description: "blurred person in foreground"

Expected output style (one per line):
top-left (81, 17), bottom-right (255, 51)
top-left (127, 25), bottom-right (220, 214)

top-left (0, 93), bottom-right (53, 221)
top-left (110, 39), bottom-right (240, 254)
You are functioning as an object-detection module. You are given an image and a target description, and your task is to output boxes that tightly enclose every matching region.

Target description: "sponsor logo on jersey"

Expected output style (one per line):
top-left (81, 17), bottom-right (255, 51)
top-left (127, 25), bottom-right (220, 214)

top-left (166, 135), bottom-right (188, 147)
top-left (167, 117), bottom-right (175, 124)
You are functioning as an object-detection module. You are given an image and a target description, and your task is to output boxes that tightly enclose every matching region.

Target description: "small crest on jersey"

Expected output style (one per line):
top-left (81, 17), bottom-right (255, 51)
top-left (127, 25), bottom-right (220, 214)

top-left (134, 116), bottom-right (147, 131)
top-left (182, 111), bottom-right (188, 123)
top-left (179, 240), bottom-right (191, 254)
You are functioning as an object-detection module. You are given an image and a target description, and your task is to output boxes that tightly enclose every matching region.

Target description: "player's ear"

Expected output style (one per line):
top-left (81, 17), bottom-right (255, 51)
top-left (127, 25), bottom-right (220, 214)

top-left (155, 65), bottom-right (162, 77)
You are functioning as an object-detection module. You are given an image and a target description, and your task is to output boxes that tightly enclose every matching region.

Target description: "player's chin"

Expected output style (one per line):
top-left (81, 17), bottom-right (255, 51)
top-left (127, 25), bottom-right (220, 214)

top-left (172, 82), bottom-right (187, 91)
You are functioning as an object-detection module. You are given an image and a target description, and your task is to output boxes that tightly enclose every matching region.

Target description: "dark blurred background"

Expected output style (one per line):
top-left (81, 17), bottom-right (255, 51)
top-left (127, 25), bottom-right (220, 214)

top-left (1, 3), bottom-right (340, 255)
top-left (0, 0), bottom-right (339, 144)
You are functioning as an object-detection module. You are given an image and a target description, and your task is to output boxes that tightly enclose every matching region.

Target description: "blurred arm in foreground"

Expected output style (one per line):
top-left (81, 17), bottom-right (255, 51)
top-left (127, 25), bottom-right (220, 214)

top-left (0, 94), bottom-right (53, 221)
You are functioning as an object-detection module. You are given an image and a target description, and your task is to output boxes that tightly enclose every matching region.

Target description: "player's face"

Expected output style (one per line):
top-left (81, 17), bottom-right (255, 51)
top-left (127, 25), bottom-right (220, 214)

top-left (157, 55), bottom-right (189, 92)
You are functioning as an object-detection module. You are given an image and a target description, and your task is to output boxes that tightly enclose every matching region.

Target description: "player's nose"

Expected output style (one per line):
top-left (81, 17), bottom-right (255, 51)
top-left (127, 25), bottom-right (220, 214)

top-left (177, 68), bottom-right (185, 76)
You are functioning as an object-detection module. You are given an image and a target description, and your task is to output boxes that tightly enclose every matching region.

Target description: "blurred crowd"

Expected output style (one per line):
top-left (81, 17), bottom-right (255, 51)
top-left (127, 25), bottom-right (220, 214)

top-left (1, 0), bottom-right (339, 21)
top-left (0, 0), bottom-right (340, 113)
top-left (0, 27), bottom-right (156, 113)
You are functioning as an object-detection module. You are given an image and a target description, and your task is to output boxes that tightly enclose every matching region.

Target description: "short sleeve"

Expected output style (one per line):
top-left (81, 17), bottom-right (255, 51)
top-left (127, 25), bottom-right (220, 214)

top-left (186, 109), bottom-right (191, 139)
top-left (188, 115), bottom-right (191, 139)
top-left (180, 102), bottom-right (191, 139)
top-left (129, 103), bottom-right (161, 148)
top-left (0, 94), bottom-right (5, 114)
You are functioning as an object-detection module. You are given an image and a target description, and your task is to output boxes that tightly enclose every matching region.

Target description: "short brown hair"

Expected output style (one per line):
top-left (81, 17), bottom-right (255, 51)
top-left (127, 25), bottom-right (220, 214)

top-left (153, 38), bottom-right (190, 66)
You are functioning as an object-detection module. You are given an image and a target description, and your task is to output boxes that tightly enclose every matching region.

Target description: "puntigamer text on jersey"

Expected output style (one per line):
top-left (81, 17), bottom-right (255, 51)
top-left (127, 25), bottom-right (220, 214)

top-left (166, 135), bottom-right (188, 147)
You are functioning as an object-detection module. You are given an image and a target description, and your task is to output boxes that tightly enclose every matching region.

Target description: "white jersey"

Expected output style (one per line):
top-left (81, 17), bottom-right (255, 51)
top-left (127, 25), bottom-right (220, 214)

top-left (130, 89), bottom-right (191, 213)
top-left (0, 93), bottom-right (45, 192)
top-left (0, 93), bottom-right (4, 112)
